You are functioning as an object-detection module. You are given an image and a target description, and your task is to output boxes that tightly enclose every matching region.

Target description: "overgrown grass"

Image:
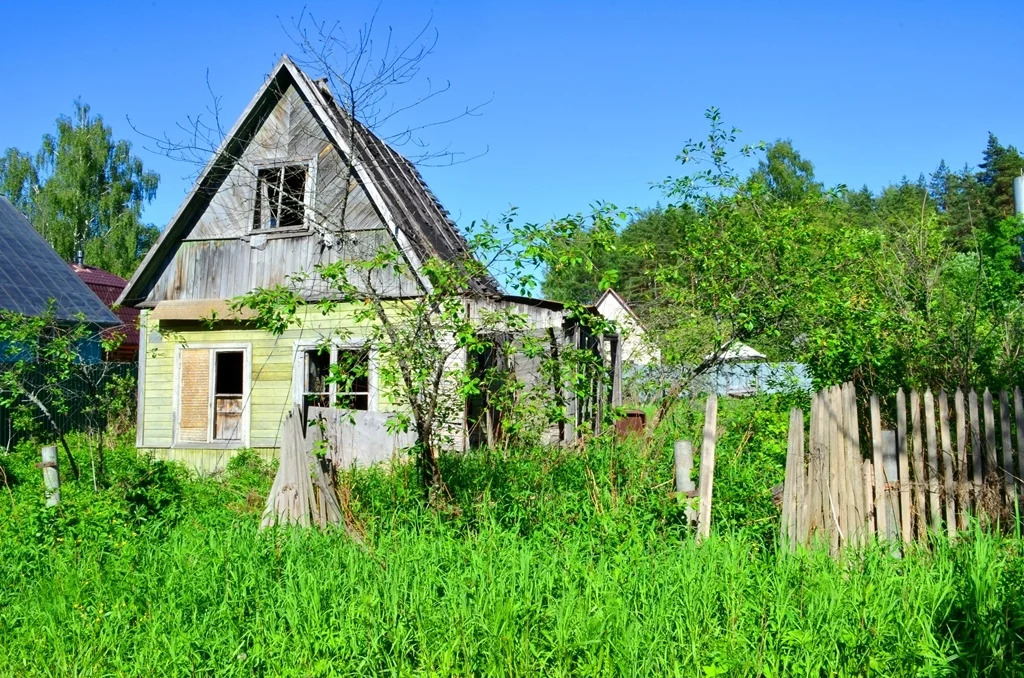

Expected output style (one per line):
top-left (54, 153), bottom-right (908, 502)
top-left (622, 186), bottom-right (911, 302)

top-left (1, 398), bottom-right (1023, 676)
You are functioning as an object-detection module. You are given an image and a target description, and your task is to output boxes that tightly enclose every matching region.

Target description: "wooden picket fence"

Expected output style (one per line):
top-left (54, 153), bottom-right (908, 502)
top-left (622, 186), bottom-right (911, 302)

top-left (781, 382), bottom-right (1024, 551)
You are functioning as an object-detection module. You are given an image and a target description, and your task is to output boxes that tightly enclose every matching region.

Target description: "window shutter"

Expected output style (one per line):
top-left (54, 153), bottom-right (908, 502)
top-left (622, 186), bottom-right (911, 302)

top-left (178, 348), bottom-right (211, 442)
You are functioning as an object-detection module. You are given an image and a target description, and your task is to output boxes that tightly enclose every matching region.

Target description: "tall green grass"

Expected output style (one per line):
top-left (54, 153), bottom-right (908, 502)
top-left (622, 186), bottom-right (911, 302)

top-left (1, 399), bottom-right (1022, 676)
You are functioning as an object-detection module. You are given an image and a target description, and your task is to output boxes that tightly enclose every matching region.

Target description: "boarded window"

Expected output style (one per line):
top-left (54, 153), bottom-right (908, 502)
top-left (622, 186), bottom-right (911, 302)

top-left (177, 348), bottom-right (247, 443)
top-left (178, 348), bottom-right (211, 442)
top-left (253, 164), bottom-right (307, 229)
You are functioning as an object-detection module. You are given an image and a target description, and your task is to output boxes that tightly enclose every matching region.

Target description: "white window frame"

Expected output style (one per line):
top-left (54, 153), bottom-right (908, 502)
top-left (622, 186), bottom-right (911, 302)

top-left (250, 158), bottom-right (317, 232)
top-left (172, 342), bottom-right (252, 448)
top-left (292, 338), bottom-right (378, 412)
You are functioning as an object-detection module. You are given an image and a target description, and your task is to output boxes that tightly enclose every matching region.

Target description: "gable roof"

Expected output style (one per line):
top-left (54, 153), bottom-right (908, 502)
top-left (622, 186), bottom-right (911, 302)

top-left (705, 341), bottom-right (767, 363)
top-left (596, 288), bottom-right (646, 328)
top-left (0, 197), bottom-right (119, 325)
top-left (118, 55), bottom-right (498, 307)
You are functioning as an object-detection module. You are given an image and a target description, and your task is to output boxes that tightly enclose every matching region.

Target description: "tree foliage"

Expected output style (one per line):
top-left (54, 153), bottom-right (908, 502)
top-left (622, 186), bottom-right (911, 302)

top-left (542, 110), bottom-right (1024, 398)
top-left (0, 101), bottom-right (159, 277)
top-left (0, 304), bottom-right (130, 482)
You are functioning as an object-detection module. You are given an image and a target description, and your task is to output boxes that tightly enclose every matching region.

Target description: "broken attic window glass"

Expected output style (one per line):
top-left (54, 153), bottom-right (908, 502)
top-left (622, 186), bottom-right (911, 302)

top-left (254, 164), bottom-right (307, 229)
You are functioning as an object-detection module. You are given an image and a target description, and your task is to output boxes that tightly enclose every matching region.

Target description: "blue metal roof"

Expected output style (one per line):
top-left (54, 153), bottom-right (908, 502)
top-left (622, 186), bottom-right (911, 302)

top-left (0, 197), bottom-right (119, 325)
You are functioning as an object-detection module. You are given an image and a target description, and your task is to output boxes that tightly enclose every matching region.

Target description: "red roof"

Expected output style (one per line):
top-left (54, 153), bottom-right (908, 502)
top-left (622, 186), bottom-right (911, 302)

top-left (70, 264), bottom-right (140, 351)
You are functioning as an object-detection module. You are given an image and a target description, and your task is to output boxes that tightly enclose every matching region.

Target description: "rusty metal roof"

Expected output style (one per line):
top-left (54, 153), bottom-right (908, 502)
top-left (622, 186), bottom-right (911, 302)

top-left (70, 264), bottom-right (139, 346)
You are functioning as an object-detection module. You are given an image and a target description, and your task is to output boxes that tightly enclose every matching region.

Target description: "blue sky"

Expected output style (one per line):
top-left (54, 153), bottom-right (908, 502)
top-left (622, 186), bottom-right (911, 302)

top-left (2, 1), bottom-right (1021, 232)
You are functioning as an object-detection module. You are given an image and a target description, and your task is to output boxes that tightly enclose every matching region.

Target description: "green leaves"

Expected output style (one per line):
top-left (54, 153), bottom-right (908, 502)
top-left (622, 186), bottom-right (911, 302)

top-left (0, 100), bottom-right (159, 277)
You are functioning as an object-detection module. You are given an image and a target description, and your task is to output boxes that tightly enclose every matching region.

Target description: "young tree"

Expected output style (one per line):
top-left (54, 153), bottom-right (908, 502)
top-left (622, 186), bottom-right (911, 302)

top-left (0, 304), bottom-right (128, 483)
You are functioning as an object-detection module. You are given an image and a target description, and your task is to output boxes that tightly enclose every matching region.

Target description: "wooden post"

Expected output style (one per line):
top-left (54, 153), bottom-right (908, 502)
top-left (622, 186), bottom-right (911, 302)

top-left (882, 430), bottom-right (900, 542)
top-left (674, 440), bottom-right (697, 526)
top-left (999, 390), bottom-right (1015, 504)
top-left (938, 389), bottom-right (956, 538)
top-left (954, 389), bottom-right (968, 531)
top-left (969, 389), bottom-right (983, 510)
top-left (1015, 387), bottom-right (1024, 499)
top-left (910, 390), bottom-right (926, 541)
top-left (896, 389), bottom-right (912, 542)
top-left (870, 393), bottom-right (886, 540)
top-left (41, 444), bottom-right (60, 507)
top-left (782, 407), bottom-right (804, 549)
top-left (924, 390), bottom-right (941, 534)
top-left (695, 393), bottom-right (718, 543)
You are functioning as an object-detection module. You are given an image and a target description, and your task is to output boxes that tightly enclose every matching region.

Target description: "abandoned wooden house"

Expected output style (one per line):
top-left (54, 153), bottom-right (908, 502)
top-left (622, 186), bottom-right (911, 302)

top-left (118, 56), bottom-right (621, 471)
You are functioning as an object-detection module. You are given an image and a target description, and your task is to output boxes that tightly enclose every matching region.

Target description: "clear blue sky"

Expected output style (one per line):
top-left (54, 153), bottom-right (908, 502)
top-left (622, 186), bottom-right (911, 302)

top-left (2, 1), bottom-right (1021, 232)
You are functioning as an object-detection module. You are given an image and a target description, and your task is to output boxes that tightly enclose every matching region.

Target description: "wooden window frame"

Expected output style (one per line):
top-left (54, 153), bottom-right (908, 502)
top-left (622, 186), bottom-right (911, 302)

top-left (172, 342), bottom-right (252, 449)
top-left (250, 159), bottom-right (317, 234)
top-left (293, 338), bottom-right (378, 413)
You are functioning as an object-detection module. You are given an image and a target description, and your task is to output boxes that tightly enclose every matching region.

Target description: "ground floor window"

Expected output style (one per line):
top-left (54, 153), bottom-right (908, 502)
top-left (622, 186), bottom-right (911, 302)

top-left (176, 346), bottom-right (248, 444)
top-left (301, 345), bottom-right (371, 418)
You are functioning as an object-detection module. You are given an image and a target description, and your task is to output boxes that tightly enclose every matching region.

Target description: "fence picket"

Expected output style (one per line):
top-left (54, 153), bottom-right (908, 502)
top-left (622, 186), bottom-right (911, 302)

top-left (827, 386), bottom-right (843, 551)
top-left (782, 407), bottom-right (803, 549)
top-left (843, 383), bottom-right (862, 544)
top-left (983, 389), bottom-right (997, 478)
top-left (938, 389), bottom-right (956, 538)
top-left (969, 390), bottom-right (983, 510)
top-left (999, 390), bottom-right (1015, 504)
top-left (806, 392), bottom-right (823, 541)
top-left (910, 390), bottom-right (926, 541)
top-left (863, 458), bottom-right (875, 537)
top-left (896, 389), bottom-right (912, 542)
top-left (882, 430), bottom-right (900, 542)
top-left (924, 390), bottom-right (941, 534)
top-left (870, 393), bottom-right (886, 539)
top-left (954, 389), bottom-right (968, 530)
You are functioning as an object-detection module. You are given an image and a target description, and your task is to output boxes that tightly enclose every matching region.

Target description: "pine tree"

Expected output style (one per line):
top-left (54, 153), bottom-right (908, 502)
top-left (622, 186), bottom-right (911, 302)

top-left (977, 132), bottom-right (1024, 224)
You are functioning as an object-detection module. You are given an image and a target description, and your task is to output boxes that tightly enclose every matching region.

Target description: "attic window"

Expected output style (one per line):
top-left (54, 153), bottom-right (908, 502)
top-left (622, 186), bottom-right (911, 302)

top-left (253, 164), bottom-right (308, 229)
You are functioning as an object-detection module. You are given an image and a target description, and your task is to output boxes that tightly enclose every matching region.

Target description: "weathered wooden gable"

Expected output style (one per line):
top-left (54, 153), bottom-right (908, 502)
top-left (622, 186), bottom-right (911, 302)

top-left (132, 82), bottom-right (418, 307)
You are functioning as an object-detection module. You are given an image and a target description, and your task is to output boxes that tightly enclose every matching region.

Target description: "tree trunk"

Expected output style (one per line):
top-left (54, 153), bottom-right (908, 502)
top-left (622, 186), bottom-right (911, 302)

top-left (418, 441), bottom-right (442, 503)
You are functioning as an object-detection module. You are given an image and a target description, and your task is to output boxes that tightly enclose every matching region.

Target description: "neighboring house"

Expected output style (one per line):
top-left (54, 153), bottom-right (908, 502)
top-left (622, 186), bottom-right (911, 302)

top-left (0, 197), bottom-right (119, 363)
top-left (71, 264), bottom-right (139, 362)
top-left (703, 342), bottom-right (811, 397)
top-left (594, 288), bottom-right (661, 366)
top-left (118, 56), bottom-right (618, 471)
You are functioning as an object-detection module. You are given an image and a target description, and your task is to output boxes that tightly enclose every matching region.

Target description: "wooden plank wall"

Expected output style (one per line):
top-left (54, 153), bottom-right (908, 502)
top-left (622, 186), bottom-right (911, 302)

top-left (782, 382), bottom-right (1024, 551)
top-left (142, 84), bottom-right (419, 305)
